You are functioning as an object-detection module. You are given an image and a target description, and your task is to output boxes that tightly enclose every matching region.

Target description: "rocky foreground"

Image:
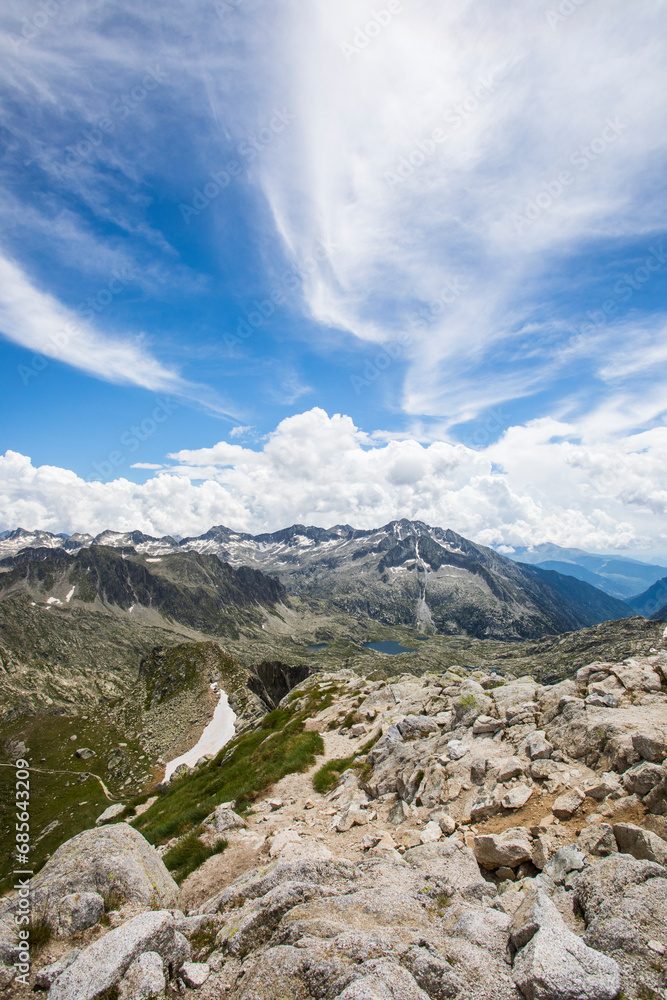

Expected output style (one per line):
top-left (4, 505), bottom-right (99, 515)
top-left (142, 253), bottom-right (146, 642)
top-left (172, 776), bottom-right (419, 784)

top-left (1, 639), bottom-right (667, 999)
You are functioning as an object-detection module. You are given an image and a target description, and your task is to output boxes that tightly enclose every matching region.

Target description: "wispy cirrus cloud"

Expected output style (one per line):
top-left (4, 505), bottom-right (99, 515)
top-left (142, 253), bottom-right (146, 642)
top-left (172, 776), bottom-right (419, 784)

top-left (0, 252), bottom-right (188, 390)
top-left (252, 0), bottom-right (667, 427)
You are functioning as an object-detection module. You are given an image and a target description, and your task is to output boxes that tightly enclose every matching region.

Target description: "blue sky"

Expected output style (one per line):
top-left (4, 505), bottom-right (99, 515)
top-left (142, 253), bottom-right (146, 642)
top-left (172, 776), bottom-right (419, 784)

top-left (1, 0), bottom-right (666, 556)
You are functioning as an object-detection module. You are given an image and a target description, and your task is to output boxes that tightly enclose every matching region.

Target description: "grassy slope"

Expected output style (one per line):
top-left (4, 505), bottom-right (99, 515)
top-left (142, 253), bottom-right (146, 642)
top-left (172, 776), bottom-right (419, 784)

top-left (0, 713), bottom-right (148, 895)
top-left (129, 681), bottom-right (345, 881)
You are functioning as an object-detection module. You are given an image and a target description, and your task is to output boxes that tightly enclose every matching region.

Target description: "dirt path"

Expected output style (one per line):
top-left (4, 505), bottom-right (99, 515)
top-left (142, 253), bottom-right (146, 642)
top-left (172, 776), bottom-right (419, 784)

top-left (0, 762), bottom-right (115, 799)
top-left (179, 728), bottom-right (368, 910)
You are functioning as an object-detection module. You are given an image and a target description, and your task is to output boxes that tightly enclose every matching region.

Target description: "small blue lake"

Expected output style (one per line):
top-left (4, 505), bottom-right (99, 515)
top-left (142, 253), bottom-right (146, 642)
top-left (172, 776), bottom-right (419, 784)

top-left (363, 641), bottom-right (420, 655)
top-left (306, 643), bottom-right (328, 652)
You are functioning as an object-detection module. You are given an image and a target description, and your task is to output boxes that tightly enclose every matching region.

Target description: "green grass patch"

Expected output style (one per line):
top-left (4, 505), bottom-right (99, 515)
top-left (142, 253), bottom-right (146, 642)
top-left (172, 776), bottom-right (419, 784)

top-left (313, 755), bottom-right (358, 794)
top-left (312, 727), bottom-right (380, 793)
top-left (162, 831), bottom-right (228, 884)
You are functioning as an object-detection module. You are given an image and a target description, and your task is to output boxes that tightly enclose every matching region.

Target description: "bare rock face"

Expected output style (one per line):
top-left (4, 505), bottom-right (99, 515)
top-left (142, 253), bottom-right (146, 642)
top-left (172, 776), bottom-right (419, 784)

top-left (48, 911), bottom-right (189, 1000)
top-left (577, 823), bottom-right (618, 858)
top-left (203, 805), bottom-right (247, 834)
top-left (632, 731), bottom-right (667, 763)
top-left (34, 950), bottom-right (81, 990)
top-left (525, 732), bottom-right (553, 761)
top-left (510, 890), bottom-right (620, 1000)
top-left (118, 950), bottom-right (166, 1000)
top-left (573, 853), bottom-right (667, 959)
top-left (57, 892), bottom-right (105, 936)
top-left (397, 714), bottom-right (440, 739)
top-left (498, 757), bottom-right (524, 782)
top-left (501, 784), bottom-right (533, 810)
top-left (552, 788), bottom-right (585, 820)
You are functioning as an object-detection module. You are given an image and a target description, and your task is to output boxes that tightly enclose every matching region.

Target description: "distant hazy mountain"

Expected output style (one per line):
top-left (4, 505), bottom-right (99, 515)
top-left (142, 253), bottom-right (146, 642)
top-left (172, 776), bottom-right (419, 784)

top-left (0, 520), bottom-right (632, 640)
top-left (626, 576), bottom-right (667, 621)
top-left (507, 542), bottom-right (667, 599)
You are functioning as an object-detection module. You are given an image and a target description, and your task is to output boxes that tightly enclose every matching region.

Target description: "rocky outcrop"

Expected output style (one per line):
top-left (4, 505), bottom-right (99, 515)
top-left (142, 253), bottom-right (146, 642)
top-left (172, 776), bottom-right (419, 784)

top-left (247, 660), bottom-right (312, 710)
top-left (48, 910), bottom-right (189, 1000)
top-left (0, 823), bottom-right (179, 934)
top-left (510, 890), bottom-right (620, 1000)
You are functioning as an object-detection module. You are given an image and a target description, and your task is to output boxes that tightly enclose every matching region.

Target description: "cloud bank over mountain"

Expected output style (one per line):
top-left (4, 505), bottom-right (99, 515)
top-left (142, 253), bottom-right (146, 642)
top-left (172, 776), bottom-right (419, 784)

top-left (2, 408), bottom-right (665, 557)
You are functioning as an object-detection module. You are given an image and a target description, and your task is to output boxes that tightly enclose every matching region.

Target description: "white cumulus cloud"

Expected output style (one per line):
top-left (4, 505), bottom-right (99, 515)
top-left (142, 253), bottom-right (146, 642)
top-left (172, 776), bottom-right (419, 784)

top-left (2, 408), bottom-right (665, 558)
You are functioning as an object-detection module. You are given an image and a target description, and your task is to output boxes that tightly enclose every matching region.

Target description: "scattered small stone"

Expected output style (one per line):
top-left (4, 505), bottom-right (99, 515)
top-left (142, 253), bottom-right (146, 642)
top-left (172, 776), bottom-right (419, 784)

top-left (552, 788), bottom-right (585, 820)
top-left (180, 961), bottom-right (211, 988)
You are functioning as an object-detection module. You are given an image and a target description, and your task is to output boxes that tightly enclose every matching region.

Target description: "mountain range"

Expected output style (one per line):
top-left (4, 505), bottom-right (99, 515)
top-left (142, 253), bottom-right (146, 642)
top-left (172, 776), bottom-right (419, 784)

top-left (0, 520), bottom-right (642, 640)
top-left (508, 541), bottom-right (667, 600)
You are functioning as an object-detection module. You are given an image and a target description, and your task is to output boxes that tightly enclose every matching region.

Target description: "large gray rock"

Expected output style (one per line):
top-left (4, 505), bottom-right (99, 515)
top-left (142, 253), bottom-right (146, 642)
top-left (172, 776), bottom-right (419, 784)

top-left (397, 715), bottom-right (440, 739)
top-left (542, 847), bottom-right (586, 886)
top-left (632, 731), bottom-right (667, 763)
top-left (48, 910), bottom-right (189, 1000)
top-left (525, 732), bottom-right (553, 761)
top-left (622, 761), bottom-right (666, 797)
top-left (582, 773), bottom-right (621, 801)
top-left (552, 788), bottom-right (585, 820)
top-left (95, 803), bottom-right (126, 825)
top-left (612, 823), bottom-right (667, 865)
top-left (448, 904), bottom-right (511, 954)
top-left (573, 853), bottom-right (667, 958)
top-left (0, 962), bottom-right (15, 990)
top-left (338, 959), bottom-right (432, 1000)
top-left (179, 961), bottom-right (211, 988)
top-left (57, 892), bottom-right (105, 936)
top-left (474, 827), bottom-right (533, 870)
top-left (577, 823), bottom-right (618, 858)
top-left (34, 950), bottom-right (81, 990)
top-left (198, 857), bottom-right (357, 915)
top-left (1, 824), bottom-right (179, 932)
top-left (498, 757), bottom-right (524, 782)
top-left (404, 841), bottom-right (482, 892)
top-left (217, 881), bottom-right (328, 955)
top-left (452, 681), bottom-right (492, 725)
top-left (118, 950), bottom-right (166, 1000)
top-left (203, 805), bottom-right (246, 834)
top-left (501, 784), bottom-right (533, 810)
top-left (511, 890), bottom-right (620, 1000)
